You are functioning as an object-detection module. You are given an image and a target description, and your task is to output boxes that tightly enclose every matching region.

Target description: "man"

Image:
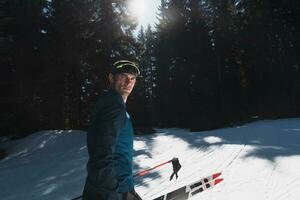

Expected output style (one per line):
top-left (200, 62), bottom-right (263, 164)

top-left (83, 60), bottom-right (142, 200)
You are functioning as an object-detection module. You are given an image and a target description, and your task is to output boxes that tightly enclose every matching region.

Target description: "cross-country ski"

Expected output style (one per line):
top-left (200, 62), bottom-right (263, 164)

top-left (152, 173), bottom-right (223, 200)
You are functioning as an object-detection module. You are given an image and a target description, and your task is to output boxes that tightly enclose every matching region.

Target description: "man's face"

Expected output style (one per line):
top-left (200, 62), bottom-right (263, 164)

top-left (109, 73), bottom-right (137, 96)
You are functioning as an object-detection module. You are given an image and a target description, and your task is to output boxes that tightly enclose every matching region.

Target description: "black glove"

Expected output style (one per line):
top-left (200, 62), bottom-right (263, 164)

top-left (170, 157), bottom-right (181, 181)
top-left (123, 189), bottom-right (143, 200)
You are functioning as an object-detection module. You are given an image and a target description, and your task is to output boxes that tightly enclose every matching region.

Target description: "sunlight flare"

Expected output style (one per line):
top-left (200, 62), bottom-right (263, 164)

top-left (128, 0), bottom-right (159, 28)
top-left (128, 0), bottom-right (147, 20)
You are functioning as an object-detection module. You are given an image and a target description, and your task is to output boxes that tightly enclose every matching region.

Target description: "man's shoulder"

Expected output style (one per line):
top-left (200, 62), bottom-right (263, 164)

top-left (100, 89), bottom-right (122, 101)
top-left (97, 89), bottom-right (124, 107)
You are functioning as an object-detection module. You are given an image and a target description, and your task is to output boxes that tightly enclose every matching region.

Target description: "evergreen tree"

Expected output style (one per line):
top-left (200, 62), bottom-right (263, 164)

top-left (135, 25), bottom-right (157, 128)
top-left (42, 0), bottom-right (139, 129)
top-left (155, 0), bottom-right (190, 127)
top-left (1, 0), bottom-right (48, 136)
top-left (185, 0), bottom-right (220, 130)
top-left (0, 0), bottom-right (17, 136)
top-left (155, 0), bottom-right (173, 127)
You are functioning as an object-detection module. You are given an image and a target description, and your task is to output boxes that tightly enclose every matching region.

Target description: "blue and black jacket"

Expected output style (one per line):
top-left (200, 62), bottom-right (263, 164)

top-left (83, 89), bottom-right (134, 200)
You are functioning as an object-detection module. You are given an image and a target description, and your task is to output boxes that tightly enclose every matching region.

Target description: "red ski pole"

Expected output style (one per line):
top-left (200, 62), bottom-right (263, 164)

top-left (134, 157), bottom-right (181, 178)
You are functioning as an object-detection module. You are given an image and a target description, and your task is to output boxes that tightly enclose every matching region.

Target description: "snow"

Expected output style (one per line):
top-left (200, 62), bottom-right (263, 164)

top-left (1, 118), bottom-right (300, 200)
top-left (0, 130), bottom-right (87, 200)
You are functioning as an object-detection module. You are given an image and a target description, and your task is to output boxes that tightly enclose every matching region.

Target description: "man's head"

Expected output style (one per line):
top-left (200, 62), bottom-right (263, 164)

top-left (109, 60), bottom-right (140, 101)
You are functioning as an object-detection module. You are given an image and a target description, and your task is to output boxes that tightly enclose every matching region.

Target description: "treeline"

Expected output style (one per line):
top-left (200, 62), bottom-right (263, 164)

top-left (0, 0), bottom-right (299, 137)
top-left (0, 0), bottom-right (139, 137)
top-left (135, 0), bottom-right (300, 130)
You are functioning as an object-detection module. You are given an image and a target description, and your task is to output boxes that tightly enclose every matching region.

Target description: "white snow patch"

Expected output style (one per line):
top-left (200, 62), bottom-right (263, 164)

top-left (203, 136), bottom-right (223, 144)
top-left (1, 119), bottom-right (300, 200)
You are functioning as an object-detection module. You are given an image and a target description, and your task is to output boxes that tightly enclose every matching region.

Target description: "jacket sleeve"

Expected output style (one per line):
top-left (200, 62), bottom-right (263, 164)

top-left (86, 96), bottom-right (126, 193)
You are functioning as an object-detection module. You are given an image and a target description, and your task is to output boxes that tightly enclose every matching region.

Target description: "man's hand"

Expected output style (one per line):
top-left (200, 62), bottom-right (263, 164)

top-left (123, 189), bottom-right (142, 200)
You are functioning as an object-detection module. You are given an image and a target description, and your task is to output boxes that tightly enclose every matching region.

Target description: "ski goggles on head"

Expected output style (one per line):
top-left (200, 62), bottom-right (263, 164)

top-left (112, 60), bottom-right (140, 76)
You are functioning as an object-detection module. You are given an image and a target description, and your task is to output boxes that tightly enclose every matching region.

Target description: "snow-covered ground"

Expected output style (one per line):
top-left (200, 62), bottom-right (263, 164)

top-left (1, 118), bottom-right (300, 200)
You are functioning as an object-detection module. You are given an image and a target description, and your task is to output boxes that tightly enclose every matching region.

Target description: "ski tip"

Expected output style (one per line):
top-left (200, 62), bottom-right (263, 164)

top-left (214, 178), bottom-right (224, 185)
top-left (212, 172), bottom-right (222, 179)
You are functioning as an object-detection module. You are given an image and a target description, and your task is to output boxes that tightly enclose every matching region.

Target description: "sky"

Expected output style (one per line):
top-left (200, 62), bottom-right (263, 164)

top-left (1, 118), bottom-right (300, 199)
top-left (128, 0), bottom-right (160, 29)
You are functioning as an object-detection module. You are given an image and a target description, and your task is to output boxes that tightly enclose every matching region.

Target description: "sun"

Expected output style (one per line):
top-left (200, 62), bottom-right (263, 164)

top-left (128, 0), bottom-right (159, 28)
top-left (129, 0), bottom-right (146, 20)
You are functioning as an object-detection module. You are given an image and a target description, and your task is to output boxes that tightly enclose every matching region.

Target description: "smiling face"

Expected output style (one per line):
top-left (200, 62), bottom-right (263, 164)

top-left (109, 72), bottom-right (137, 102)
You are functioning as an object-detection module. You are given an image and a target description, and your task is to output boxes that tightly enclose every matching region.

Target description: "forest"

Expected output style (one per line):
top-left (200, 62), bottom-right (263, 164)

top-left (0, 0), bottom-right (299, 137)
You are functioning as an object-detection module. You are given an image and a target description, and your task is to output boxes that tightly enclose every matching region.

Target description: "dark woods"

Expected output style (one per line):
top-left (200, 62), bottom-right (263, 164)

top-left (0, 0), bottom-right (299, 137)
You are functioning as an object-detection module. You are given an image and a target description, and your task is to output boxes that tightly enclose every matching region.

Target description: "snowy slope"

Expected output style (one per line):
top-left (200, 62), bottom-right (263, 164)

top-left (1, 118), bottom-right (300, 200)
top-left (0, 130), bottom-right (87, 200)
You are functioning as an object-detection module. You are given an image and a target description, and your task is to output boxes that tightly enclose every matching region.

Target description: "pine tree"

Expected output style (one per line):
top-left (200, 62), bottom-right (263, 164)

top-left (41, 0), bottom-right (139, 129)
top-left (135, 25), bottom-right (158, 128)
top-left (1, 0), bottom-right (48, 136)
top-left (184, 0), bottom-right (220, 130)
top-left (0, 0), bottom-right (17, 136)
